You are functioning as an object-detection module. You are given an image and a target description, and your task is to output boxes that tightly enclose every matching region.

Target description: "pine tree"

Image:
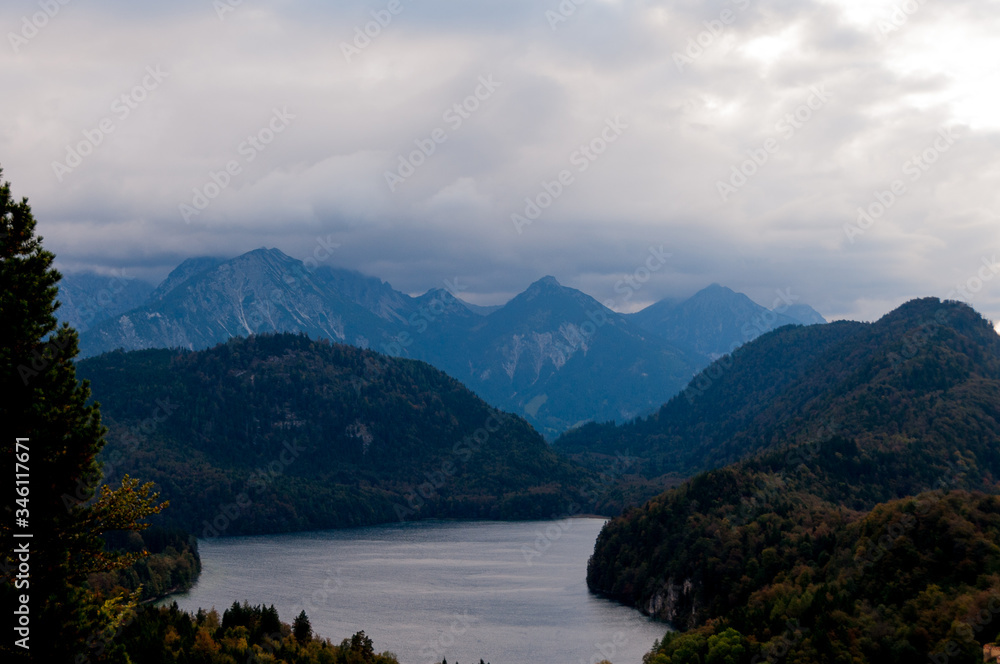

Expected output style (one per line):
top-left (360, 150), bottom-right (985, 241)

top-left (292, 609), bottom-right (312, 644)
top-left (0, 167), bottom-right (166, 663)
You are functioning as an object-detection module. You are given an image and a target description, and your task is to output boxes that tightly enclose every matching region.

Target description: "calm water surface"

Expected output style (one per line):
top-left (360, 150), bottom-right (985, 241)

top-left (166, 518), bottom-right (668, 664)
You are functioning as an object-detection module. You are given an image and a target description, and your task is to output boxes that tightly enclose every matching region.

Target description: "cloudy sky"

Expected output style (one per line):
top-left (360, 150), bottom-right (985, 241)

top-left (2, 0), bottom-right (999, 328)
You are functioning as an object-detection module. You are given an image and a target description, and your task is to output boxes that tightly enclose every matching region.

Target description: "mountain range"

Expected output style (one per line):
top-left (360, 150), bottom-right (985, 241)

top-left (584, 298), bottom-right (1000, 662)
top-left (63, 247), bottom-right (825, 436)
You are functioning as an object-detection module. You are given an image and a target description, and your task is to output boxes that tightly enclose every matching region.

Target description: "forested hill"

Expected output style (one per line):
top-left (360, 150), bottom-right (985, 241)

top-left (76, 333), bottom-right (593, 536)
top-left (556, 297), bottom-right (1000, 480)
top-left (585, 299), bottom-right (1000, 663)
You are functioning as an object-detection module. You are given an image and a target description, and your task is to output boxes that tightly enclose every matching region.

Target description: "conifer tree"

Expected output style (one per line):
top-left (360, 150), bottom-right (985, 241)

top-left (0, 167), bottom-right (166, 663)
top-left (292, 609), bottom-right (312, 644)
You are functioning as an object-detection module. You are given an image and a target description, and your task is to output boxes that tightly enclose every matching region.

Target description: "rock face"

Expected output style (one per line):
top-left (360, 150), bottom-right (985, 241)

top-left (644, 577), bottom-right (697, 627)
top-left (73, 249), bottom-right (826, 436)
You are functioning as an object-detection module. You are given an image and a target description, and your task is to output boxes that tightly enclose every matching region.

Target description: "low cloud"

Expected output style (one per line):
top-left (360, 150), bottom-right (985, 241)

top-left (0, 0), bottom-right (997, 323)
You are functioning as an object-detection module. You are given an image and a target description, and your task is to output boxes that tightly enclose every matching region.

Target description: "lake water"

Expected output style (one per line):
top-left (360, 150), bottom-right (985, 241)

top-left (165, 518), bottom-right (669, 664)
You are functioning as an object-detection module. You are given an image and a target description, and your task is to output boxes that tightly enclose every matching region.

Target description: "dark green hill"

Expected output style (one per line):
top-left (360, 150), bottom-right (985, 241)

top-left (557, 298), bottom-right (1000, 479)
top-left (584, 299), bottom-right (1000, 663)
top-left (624, 488), bottom-right (1000, 664)
top-left (596, 484), bottom-right (1000, 664)
top-left (76, 333), bottom-right (592, 537)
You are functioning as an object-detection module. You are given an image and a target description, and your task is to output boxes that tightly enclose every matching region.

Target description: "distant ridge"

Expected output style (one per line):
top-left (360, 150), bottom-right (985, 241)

top-left (627, 283), bottom-right (814, 360)
top-left (72, 248), bottom-right (825, 435)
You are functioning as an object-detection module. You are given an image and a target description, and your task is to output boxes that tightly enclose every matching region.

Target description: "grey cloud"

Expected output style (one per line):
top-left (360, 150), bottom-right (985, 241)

top-left (1, 0), bottom-right (998, 327)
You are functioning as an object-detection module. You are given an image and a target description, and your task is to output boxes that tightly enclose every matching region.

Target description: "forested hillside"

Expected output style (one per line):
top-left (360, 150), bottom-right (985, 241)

top-left (109, 602), bottom-right (406, 664)
top-left (88, 527), bottom-right (201, 603)
top-left (585, 299), bottom-right (1000, 663)
top-left (77, 333), bottom-right (594, 537)
top-left (557, 298), bottom-right (1000, 481)
top-left (628, 490), bottom-right (1000, 664)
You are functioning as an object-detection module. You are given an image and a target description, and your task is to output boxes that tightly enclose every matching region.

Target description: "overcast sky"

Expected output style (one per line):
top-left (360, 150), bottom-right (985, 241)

top-left (2, 0), bottom-right (999, 328)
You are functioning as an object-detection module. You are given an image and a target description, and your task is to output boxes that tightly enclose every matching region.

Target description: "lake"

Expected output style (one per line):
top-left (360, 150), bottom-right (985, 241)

top-left (165, 518), bottom-right (669, 664)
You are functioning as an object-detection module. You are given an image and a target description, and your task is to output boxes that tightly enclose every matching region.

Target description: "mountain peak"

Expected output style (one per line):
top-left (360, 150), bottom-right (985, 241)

top-left (151, 256), bottom-right (225, 301)
top-left (236, 247), bottom-right (294, 264)
top-left (693, 283), bottom-right (738, 298)
top-left (532, 275), bottom-right (562, 289)
top-left (506, 276), bottom-right (571, 305)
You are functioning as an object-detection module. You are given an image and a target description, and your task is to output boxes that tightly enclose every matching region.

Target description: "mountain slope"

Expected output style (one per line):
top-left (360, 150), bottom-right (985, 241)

top-left (77, 255), bottom-right (705, 437)
top-left (75, 248), bottom-right (826, 437)
top-left (432, 276), bottom-right (702, 437)
top-left (77, 333), bottom-right (591, 536)
top-left (627, 283), bottom-right (805, 360)
top-left (600, 486), bottom-right (1000, 663)
top-left (311, 265), bottom-right (413, 324)
top-left (79, 249), bottom-right (400, 358)
top-left (783, 302), bottom-right (827, 325)
top-left (148, 256), bottom-right (224, 301)
top-left (56, 271), bottom-right (154, 332)
top-left (556, 298), bottom-right (1000, 479)
top-left (585, 300), bottom-right (1000, 663)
